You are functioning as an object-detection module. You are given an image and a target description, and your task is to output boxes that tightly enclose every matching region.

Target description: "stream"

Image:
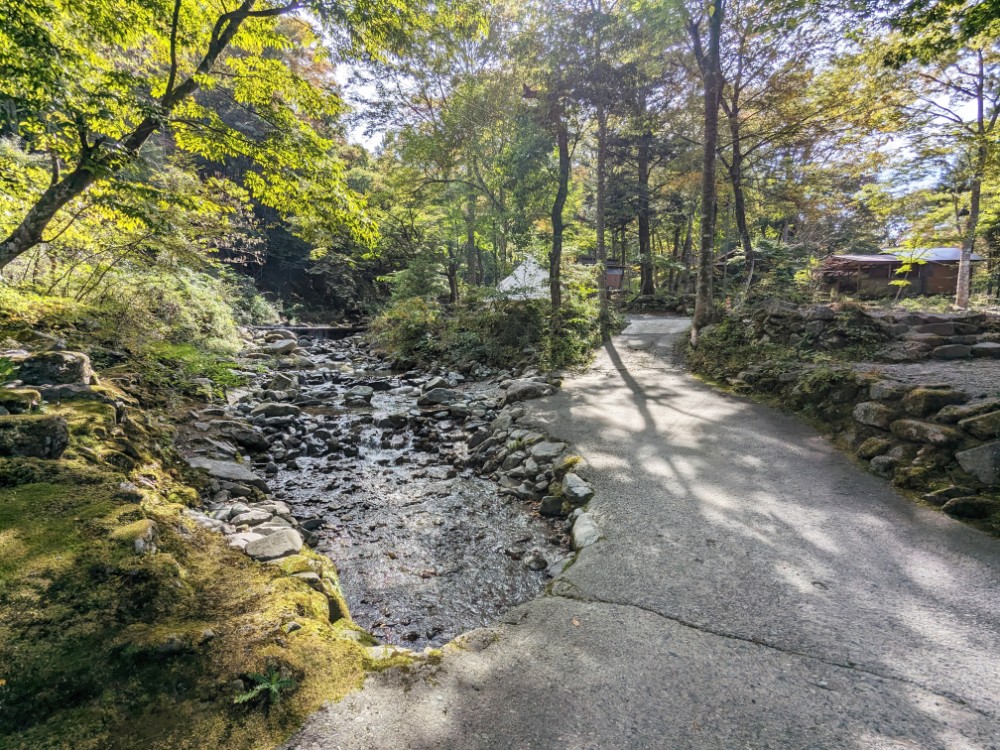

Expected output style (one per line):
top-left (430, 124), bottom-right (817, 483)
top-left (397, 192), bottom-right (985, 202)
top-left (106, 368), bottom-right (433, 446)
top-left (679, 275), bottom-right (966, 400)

top-left (184, 331), bottom-right (567, 650)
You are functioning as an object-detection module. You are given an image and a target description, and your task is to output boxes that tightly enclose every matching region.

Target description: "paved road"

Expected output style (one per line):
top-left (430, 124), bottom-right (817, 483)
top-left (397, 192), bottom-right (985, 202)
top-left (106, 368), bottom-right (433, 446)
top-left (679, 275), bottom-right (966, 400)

top-left (287, 316), bottom-right (1000, 750)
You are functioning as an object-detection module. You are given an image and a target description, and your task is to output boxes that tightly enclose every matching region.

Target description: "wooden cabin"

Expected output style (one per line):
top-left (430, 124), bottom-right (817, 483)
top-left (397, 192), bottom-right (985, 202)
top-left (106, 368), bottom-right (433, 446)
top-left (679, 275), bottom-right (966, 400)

top-left (576, 255), bottom-right (628, 291)
top-left (817, 248), bottom-right (985, 297)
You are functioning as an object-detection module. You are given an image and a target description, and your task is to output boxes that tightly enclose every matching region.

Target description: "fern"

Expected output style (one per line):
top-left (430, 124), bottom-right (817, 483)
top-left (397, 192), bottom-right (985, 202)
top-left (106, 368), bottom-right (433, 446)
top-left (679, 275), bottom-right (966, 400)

top-left (233, 667), bottom-right (297, 708)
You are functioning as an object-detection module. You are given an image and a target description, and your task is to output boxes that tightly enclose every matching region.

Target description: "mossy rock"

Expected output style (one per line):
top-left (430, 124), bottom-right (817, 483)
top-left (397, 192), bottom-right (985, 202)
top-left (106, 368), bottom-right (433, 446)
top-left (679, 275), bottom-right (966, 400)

top-left (857, 437), bottom-right (893, 460)
top-left (0, 414), bottom-right (69, 459)
top-left (942, 496), bottom-right (1000, 519)
top-left (0, 388), bottom-right (40, 414)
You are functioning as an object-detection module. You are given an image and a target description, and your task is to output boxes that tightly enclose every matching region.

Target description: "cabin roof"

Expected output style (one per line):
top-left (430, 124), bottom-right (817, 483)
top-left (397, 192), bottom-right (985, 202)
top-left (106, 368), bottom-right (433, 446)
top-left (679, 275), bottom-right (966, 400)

top-left (829, 247), bottom-right (985, 264)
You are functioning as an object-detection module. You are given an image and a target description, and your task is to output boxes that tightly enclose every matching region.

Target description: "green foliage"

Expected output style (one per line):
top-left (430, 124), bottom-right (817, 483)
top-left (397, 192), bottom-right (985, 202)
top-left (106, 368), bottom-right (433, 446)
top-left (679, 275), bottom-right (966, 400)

top-left (234, 666), bottom-right (298, 710)
top-left (743, 239), bottom-right (816, 305)
top-left (138, 342), bottom-right (249, 400)
top-left (684, 316), bottom-right (786, 381)
top-left (0, 357), bottom-right (15, 383)
top-left (369, 274), bottom-right (605, 371)
top-left (368, 296), bottom-right (444, 359)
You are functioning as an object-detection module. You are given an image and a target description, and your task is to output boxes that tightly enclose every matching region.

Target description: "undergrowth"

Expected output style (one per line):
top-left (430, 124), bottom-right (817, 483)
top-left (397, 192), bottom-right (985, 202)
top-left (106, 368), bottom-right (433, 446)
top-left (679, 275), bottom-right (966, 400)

top-left (369, 269), bottom-right (615, 371)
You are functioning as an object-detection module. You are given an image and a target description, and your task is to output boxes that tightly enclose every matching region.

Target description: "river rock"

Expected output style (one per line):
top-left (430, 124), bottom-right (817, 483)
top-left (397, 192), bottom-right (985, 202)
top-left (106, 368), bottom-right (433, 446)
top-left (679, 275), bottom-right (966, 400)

top-left (523, 550), bottom-right (548, 571)
top-left (264, 329), bottom-right (298, 342)
top-left (244, 528), bottom-right (303, 560)
top-left (17, 351), bottom-right (93, 385)
top-left (956, 442), bottom-right (1000, 485)
top-left (221, 426), bottom-right (270, 453)
top-left (562, 472), bottom-right (595, 504)
top-left (230, 509), bottom-right (272, 526)
top-left (263, 339), bottom-right (298, 355)
top-left (343, 385), bottom-right (375, 405)
top-left (539, 495), bottom-right (566, 517)
top-left (251, 402), bottom-right (301, 418)
top-left (186, 457), bottom-right (270, 492)
top-left (422, 376), bottom-right (448, 392)
top-left (530, 440), bottom-right (566, 461)
top-left (958, 410), bottom-right (1000, 440)
top-left (890, 419), bottom-right (963, 447)
top-left (267, 372), bottom-right (299, 392)
top-left (571, 513), bottom-right (600, 550)
top-left (417, 388), bottom-right (460, 406)
top-left (502, 379), bottom-right (555, 405)
top-left (901, 388), bottom-right (968, 417)
top-left (0, 414), bottom-right (69, 458)
top-left (853, 402), bottom-right (895, 429)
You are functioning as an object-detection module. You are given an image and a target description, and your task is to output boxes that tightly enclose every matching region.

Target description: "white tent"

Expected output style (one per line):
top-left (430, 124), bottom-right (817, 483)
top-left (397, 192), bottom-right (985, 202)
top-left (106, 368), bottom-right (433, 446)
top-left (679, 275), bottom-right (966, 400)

top-left (496, 257), bottom-right (549, 301)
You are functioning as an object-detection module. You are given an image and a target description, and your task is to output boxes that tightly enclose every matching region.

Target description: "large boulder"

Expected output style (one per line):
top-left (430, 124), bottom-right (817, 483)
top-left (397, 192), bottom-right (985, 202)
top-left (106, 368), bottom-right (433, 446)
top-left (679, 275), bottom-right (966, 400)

top-left (262, 339), bottom-right (298, 355)
top-left (17, 351), bottom-right (93, 386)
top-left (890, 419), bottom-right (963, 447)
top-left (957, 410), bottom-right (1000, 440)
top-left (250, 402), bottom-right (301, 418)
top-left (343, 385), bottom-right (375, 406)
top-left (852, 402), bottom-right (895, 429)
top-left (0, 415), bottom-right (69, 458)
top-left (901, 388), bottom-right (967, 417)
top-left (502, 379), bottom-right (555, 405)
top-left (956, 442), bottom-right (1000, 485)
top-left (417, 388), bottom-right (460, 406)
top-left (186, 457), bottom-right (270, 492)
top-left (244, 528), bottom-right (303, 561)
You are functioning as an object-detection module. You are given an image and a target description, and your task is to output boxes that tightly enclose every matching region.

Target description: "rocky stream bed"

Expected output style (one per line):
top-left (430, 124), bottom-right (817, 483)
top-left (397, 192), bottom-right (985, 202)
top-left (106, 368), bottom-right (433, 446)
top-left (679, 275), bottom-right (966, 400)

top-left (177, 330), bottom-right (598, 649)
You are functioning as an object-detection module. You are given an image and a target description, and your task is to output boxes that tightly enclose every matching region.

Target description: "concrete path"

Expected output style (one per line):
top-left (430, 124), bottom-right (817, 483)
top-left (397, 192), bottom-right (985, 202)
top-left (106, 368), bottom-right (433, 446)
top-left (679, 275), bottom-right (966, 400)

top-left (287, 316), bottom-right (1000, 750)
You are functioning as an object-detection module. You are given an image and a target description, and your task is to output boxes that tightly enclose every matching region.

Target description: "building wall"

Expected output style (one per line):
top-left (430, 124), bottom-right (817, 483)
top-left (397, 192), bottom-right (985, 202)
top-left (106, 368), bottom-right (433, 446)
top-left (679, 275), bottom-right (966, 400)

top-left (823, 262), bottom-right (962, 297)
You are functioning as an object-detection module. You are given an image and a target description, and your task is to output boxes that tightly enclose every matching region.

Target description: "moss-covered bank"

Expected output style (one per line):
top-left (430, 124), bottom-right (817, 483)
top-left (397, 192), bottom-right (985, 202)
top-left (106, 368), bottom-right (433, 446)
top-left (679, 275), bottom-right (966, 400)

top-left (0, 373), bottom-right (370, 749)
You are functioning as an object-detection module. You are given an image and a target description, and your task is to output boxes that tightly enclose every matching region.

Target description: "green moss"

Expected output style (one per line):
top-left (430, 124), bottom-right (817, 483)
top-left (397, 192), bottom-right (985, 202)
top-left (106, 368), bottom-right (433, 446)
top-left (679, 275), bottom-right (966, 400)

top-left (0, 406), bottom-right (367, 750)
top-left (0, 389), bottom-right (40, 414)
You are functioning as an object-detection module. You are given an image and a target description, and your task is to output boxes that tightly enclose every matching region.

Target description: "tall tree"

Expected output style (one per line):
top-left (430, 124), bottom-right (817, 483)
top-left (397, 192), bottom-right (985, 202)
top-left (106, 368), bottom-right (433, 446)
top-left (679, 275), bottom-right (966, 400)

top-left (875, 10), bottom-right (1000, 307)
top-left (0, 0), bottom-right (462, 271)
top-left (689, 0), bottom-right (724, 339)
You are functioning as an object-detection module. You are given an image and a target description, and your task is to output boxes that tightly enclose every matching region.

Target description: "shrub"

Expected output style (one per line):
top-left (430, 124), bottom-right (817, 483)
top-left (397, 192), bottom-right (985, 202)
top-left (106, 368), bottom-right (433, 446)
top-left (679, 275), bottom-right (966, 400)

top-left (368, 273), bottom-right (606, 371)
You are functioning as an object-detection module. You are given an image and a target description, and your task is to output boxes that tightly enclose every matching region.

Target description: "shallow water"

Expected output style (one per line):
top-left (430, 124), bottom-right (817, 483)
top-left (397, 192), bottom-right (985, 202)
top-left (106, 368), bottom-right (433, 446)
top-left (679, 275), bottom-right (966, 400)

top-left (267, 350), bottom-right (559, 649)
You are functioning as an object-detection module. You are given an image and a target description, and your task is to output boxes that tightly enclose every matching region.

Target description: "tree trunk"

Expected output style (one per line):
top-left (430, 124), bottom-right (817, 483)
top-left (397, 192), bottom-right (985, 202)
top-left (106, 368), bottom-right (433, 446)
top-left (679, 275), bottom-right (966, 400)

top-left (957, 52), bottom-right (990, 310)
top-left (596, 106), bottom-right (609, 328)
top-left (0, 165), bottom-right (96, 268)
top-left (465, 190), bottom-right (479, 286)
top-left (727, 108), bottom-right (754, 289)
top-left (637, 129), bottom-right (654, 296)
top-left (691, 1), bottom-right (724, 341)
top-left (956, 148), bottom-right (984, 309)
top-left (550, 103), bottom-right (571, 313)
